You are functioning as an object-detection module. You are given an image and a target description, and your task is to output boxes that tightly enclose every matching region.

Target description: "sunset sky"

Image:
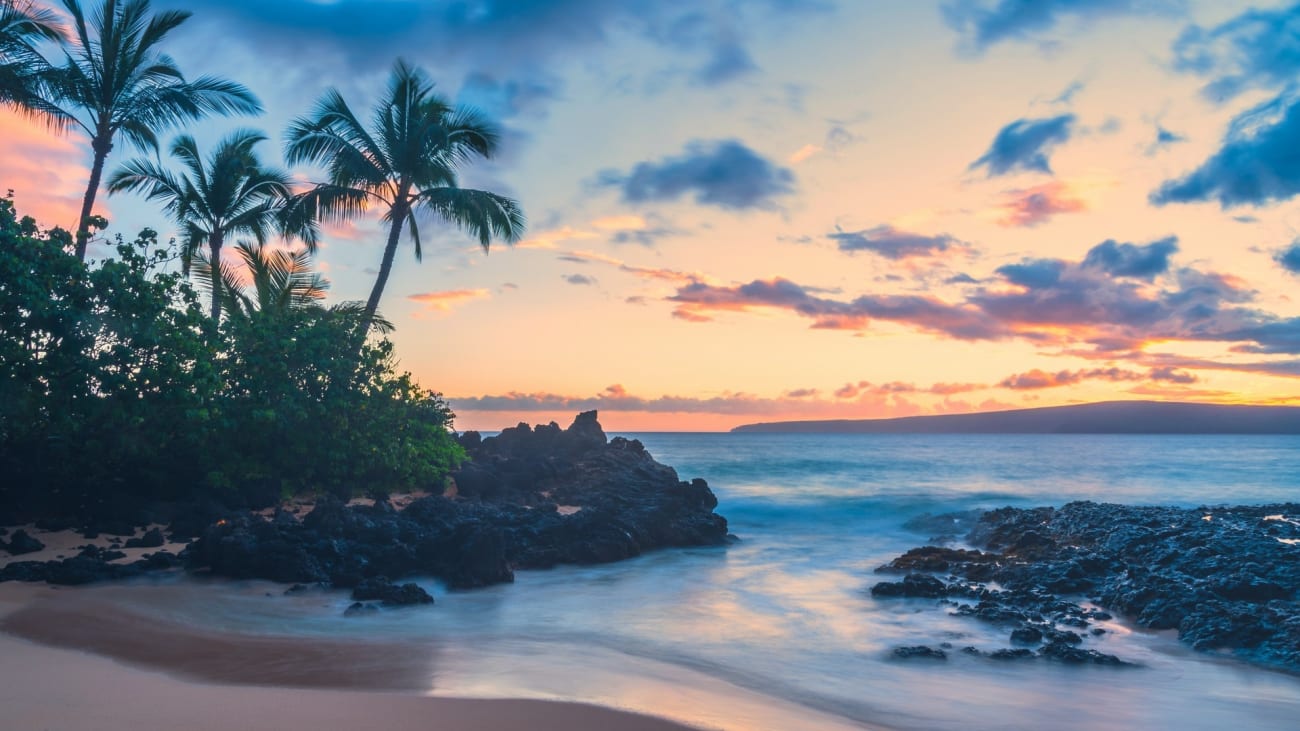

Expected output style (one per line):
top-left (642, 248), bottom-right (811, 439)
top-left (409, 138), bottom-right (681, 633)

top-left (5, 0), bottom-right (1300, 431)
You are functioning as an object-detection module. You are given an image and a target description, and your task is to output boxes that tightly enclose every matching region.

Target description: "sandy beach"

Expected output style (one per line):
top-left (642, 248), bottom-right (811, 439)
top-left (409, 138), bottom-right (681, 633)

top-left (0, 582), bottom-right (699, 731)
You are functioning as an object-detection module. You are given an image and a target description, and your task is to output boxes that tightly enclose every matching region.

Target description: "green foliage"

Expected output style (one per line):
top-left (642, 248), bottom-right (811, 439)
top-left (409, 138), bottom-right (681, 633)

top-left (0, 197), bottom-right (464, 522)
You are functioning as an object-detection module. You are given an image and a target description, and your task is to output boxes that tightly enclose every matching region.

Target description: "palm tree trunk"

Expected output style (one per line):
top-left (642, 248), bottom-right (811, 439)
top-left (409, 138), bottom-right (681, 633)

top-left (362, 204), bottom-right (406, 335)
top-left (74, 134), bottom-right (112, 261)
top-left (209, 232), bottom-right (224, 321)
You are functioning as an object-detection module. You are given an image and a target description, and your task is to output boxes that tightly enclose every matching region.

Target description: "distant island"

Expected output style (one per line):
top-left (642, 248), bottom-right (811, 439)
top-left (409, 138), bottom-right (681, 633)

top-left (731, 400), bottom-right (1300, 434)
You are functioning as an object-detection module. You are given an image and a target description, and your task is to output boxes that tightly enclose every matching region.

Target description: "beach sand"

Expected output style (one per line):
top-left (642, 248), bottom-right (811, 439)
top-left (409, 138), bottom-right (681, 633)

top-left (0, 582), bottom-right (700, 731)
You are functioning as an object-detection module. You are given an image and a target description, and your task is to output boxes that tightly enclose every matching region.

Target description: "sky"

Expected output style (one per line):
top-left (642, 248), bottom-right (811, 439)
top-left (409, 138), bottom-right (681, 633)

top-left (5, 0), bottom-right (1300, 431)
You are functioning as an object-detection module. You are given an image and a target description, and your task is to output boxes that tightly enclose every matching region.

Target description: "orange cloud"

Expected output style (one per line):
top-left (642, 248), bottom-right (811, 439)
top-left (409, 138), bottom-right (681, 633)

top-left (407, 288), bottom-right (491, 314)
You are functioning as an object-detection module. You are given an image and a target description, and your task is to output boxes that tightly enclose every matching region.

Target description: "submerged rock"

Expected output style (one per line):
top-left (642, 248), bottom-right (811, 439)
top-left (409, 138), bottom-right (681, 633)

top-left (892, 645), bottom-right (948, 660)
top-left (351, 577), bottom-right (434, 606)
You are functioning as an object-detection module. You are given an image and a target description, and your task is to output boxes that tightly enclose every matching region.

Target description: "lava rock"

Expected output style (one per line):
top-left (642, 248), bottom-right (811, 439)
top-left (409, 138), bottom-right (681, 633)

top-left (871, 574), bottom-right (948, 598)
top-left (892, 645), bottom-right (947, 660)
top-left (3, 529), bottom-right (44, 555)
top-left (1010, 627), bottom-right (1043, 645)
top-left (124, 527), bottom-right (165, 549)
top-left (351, 577), bottom-right (434, 606)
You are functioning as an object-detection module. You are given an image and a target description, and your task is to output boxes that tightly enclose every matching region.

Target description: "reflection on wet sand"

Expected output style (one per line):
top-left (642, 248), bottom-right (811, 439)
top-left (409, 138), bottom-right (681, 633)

top-left (2, 589), bottom-right (437, 691)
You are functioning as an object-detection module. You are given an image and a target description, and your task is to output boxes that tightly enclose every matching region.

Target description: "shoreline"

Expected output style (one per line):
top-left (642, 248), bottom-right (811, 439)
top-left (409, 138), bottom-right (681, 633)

top-left (0, 582), bottom-right (703, 731)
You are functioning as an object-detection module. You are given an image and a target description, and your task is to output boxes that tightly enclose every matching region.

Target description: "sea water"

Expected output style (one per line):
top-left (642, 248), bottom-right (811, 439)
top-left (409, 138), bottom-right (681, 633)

top-left (76, 434), bottom-right (1300, 730)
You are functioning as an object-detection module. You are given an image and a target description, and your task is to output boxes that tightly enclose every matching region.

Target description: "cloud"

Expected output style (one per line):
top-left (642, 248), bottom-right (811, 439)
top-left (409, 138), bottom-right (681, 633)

top-left (1052, 80), bottom-right (1086, 104)
top-left (998, 367), bottom-right (1145, 390)
top-left (1277, 242), bottom-right (1300, 274)
top-left (407, 288), bottom-right (491, 312)
top-left (995, 259), bottom-right (1065, 288)
top-left (833, 380), bottom-right (985, 399)
top-left (598, 139), bottom-right (795, 210)
top-left (668, 277), bottom-right (1007, 339)
top-left (1080, 237), bottom-right (1178, 279)
top-left (970, 115), bottom-right (1076, 177)
top-left (827, 224), bottom-right (966, 259)
top-left (1148, 125), bottom-right (1186, 154)
top-left (658, 234), bottom-right (1300, 357)
top-left (1171, 4), bottom-right (1300, 102)
top-left (170, 0), bottom-right (823, 97)
top-left (996, 181), bottom-right (1087, 227)
top-left (1150, 91), bottom-right (1300, 208)
top-left (450, 380), bottom-right (986, 420)
top-left (1149, 366), bottom-right (1198, 383)
top-left (943, 0), bottom-right (1184, 52)
top-left (563, 273), bottom-right (597, 286)
top-left (0, 111), bottom-right (92, 229)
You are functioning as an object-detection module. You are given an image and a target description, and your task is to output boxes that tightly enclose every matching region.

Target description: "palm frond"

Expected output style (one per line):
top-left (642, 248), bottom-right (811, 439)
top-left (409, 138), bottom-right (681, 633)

top-left (415, 187), bottom-right (525, 251)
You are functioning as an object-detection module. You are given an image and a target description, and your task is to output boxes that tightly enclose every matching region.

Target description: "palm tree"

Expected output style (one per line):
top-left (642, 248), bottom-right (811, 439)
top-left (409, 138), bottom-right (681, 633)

top-left (45, 0), bottom-right (262, 260)
top-left (284, 59), bottom-right (524, 339)
top-left (0, 0), bottom-right (64, 117)
top-left (193, 239), bottom-right (391, 330)
top-left (108, 129), bottom-right (312, 320)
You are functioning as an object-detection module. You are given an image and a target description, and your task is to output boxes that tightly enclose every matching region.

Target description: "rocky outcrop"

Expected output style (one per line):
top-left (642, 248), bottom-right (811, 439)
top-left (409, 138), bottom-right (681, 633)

top-left (2, 529), bottom-right (44, 555)
top-left (872, 501), bottom-right (1300, 671)
top-left (182, 412), bottom-right (729, 592)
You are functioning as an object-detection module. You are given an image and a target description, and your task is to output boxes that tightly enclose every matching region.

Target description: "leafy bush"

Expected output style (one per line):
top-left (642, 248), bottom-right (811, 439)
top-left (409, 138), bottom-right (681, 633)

top-left (0, 196), bottom-right (463, 524)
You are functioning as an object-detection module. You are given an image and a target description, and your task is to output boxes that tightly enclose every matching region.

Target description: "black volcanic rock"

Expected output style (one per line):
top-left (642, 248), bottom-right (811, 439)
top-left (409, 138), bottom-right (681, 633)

top-left (179, 412), bottom-right (728, 592)
top-left (3, 529), bottom-right (44, 555)
top-left (892, 645), bottom-right (947, 660)
top-left (351, 577), bottom-right (434, 606)
top-left (124, 527), bottom-right (164, 549)
top-left (873, 501), bottom-right (1300, 672)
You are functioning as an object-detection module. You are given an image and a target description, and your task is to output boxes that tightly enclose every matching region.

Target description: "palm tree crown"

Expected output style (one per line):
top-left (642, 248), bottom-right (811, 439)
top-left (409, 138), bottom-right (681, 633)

top-left (108, 129), bottom-right (312, 320)
top-left (284, 59), bottom-right (524, 338)
top-left (194, 240), bottom-right (392, 331)
top-left (48, 0), bottom-right (262, 260)
top-left (0, 0), bottom-right (64, 116)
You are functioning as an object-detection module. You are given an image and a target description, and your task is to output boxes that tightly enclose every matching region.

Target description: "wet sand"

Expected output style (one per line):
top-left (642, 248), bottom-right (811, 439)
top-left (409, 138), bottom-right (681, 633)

top-left (0, 583), bottom-right (700, 731)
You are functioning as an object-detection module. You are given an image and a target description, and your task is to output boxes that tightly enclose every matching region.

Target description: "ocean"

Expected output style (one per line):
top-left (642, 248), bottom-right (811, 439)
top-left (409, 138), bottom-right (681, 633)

top-left (70, 434), bottom-right (1300, 730)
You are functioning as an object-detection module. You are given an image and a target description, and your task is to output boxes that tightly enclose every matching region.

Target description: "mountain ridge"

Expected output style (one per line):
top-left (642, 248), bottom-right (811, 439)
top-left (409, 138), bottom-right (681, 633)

top-left (730, 400), bottom-right (1300, 434)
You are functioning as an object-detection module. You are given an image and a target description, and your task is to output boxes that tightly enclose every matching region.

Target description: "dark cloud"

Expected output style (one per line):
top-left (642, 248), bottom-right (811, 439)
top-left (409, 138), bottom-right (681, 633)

top-left (1147, 125), bottom-right (1186, 155)
top-left (1149, 366), bottom-right (1198, 384)
top-left (943, 0), bottom-right (1184, 52)
top-left (946, 273), bottom-right (980, 285)
top-left (599, 140), bottom-right (795, 210)
top-left (1151, 92), bottom-right (1300, 208)
top-left (1276, 242), bottom-right (1300, 274)
top-left (827, 225), bottom-right (964, 259)
top-left (563, 274), bottom-right (597, 286)
top-left (1171, 4), bottom-right (1300, 102)
top-left (995, 259), bottom-right (1065, 288)
top-left (970, 115), bottom-right (1076, 177)
top-left (1081, 237), bottom-right (1178, 279)
top-left (659, 234), bottom-right (1300, 356)
top-left (457, 72), bottom-right (562, 120)
top-left (166, 0), bottom-right (820, 92)
top-left (610, 227), bottom-right (678, 246)
top-left (997, 181), bottom-right (1087, 227)
top-left (668, 277), bottom-right (1007, 339)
